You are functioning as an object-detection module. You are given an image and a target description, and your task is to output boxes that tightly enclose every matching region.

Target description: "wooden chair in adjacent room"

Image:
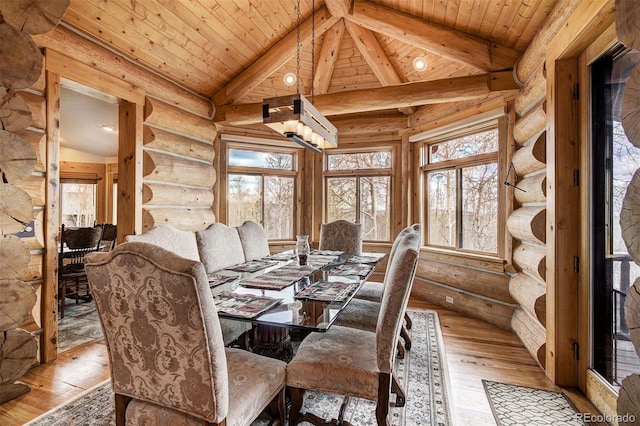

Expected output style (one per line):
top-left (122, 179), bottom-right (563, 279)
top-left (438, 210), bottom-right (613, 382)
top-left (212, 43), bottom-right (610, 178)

top-left (58, 224), bottom-right (103, 318)
top-left (85, 242), bottom-right (286, 426)
top-left (286, 229), bottom-right (420, 425)
top-left (319, 219), bottom-right (363, 254)
top-left (96, 223), bottom-right (117, 251)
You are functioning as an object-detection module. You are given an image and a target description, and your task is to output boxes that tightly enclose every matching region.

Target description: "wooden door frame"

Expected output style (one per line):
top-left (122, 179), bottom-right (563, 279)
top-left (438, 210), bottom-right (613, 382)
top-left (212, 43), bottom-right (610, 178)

top-left (543, 0), bottom-right (615, 386)
top-left (43, 49), bottom-right (144, 362)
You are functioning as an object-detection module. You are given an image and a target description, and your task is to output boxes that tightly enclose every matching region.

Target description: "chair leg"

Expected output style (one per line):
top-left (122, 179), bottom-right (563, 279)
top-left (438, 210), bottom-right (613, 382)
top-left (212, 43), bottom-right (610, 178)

top-left (288, 387), bottom-right (304, 425)
top-left (59, 281), bottom-right (66, 319)
top-left (376, 374), bottom-right (391, 426)
top-left (267, 387), bottom-right (286, 426)
top-left (400, 325), bottom-right (412, 351)
top-left (391, 374), bottom-right (406, 407)
top-left (404, 312), bottom-right (412, 330)
top-left (396, 341), bottom-right (405, 359)
top-left (114, 393), bottom-right (132, 426)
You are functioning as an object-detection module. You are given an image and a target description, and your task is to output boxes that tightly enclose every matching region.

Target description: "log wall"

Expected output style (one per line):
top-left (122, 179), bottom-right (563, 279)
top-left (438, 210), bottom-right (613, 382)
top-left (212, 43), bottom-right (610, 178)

top-left (141, 97), bottom-right (217, 232)
top-left (0, 0), bottom-right (67, 403)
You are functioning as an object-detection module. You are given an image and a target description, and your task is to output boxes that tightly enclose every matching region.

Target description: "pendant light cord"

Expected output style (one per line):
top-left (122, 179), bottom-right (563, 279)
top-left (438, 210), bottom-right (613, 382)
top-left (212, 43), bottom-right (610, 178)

top-left (311, 0), bottom-right (315, 103)
top-left (296, 0), bottom-right (300, 95)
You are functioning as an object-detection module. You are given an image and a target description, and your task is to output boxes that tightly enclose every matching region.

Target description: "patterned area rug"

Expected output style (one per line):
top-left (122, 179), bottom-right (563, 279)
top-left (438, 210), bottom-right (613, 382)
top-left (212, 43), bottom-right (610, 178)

top-left (57, 300), bottom-right (103, 353)
top-left (483, 380), bottom-right (585, 426)
top-left (26, 310), bottom-right (452, 425)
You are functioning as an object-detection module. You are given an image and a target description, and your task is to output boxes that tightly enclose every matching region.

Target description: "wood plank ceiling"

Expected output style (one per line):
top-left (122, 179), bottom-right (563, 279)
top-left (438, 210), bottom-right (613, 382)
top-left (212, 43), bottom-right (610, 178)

top-left (61, 0), bottom-right (556, 122)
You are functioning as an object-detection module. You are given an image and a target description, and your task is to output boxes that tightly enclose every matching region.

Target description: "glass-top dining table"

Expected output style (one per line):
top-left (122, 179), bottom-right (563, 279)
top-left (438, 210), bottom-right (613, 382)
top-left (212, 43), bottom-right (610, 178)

top-left (208, 249), bottom-right (385, 360)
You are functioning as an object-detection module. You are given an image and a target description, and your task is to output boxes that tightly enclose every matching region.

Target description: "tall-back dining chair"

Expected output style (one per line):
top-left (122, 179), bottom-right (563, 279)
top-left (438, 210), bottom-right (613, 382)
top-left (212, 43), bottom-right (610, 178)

top-left (236, 220), bottom-right (270, 261)
top-left (84, 242), bottom-right (286, 426)
top-left (58, 224), bottom-right (103, 318)
top-left (286, 229), bottom-right (420, 425)
top-left (319, 219), bottom-right (363, 253)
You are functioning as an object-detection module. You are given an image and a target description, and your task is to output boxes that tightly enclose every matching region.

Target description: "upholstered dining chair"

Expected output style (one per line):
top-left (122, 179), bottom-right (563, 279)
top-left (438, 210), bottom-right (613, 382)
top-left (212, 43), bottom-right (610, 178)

top-left (96, 223), bottom-right (117, 251)
top-left (58, 224), bottom-right (103, 318)
top-left (237, 220), bottom-right (270, 261)
top-left (85, 242), bottom-right (286, 426)
top-left (286, 229), bottom-right (420, 425)
top-left (351, 224), bottom-right (422, 350)
top-left (319, 220), bottom-right (363, 254)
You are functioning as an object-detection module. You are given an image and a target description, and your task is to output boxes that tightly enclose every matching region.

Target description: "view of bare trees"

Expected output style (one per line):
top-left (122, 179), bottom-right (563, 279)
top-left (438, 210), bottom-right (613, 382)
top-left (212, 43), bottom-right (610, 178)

top-left (326, 151), bottom-right (392, 241)
top-left (60, 182), bottom-right (97, 227)
top-left (426, 129), bottom-right (498, 253)
top-left (228, 151), bottom-right (295, 239)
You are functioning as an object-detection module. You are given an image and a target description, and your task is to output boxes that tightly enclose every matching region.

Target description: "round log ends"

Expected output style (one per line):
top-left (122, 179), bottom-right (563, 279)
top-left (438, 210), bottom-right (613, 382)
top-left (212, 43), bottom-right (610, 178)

top-left (617, 374), bottom-right (640, 425)
top-left (621, 169), bottom-right (640, 263)
top-left (0, 23), bottom-right (42, 90)
top-left (622, 63), bottom-right (640, 148)
top-left (0, 235), bottom-right (30, 278)
top-left (0, 130), bottom-right (37, 184)
top-left (0, 185), bottom-right (33, 235)
top-left (0, 88), bottom-right (32, 132)
top-left (0, 328), bottom-right (37, 383)
top-left (0, 0), bottom-right (70, 35)
top-left (616, 0), bottom-right (640, 51)
top-left (625, 280), bottom-right (640, 357)
top-left (0, 279), bottom-right (36, 329)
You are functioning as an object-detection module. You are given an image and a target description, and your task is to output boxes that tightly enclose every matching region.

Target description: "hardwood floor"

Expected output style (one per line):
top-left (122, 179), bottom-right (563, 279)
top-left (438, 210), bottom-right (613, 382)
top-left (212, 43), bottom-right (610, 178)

top-left (0, 301), bottom-right (603, 425)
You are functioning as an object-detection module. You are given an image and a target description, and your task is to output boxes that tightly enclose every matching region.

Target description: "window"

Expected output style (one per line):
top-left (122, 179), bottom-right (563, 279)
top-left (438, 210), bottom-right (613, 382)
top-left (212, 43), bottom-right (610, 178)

top-left (325, 150), bottom-right (392, 241)
top-left (226, 146), bottom-right (298, 240)
top-left (421, 127), bottom-right (499, 254)
top-left (60, 180), bottom-right (97, 227)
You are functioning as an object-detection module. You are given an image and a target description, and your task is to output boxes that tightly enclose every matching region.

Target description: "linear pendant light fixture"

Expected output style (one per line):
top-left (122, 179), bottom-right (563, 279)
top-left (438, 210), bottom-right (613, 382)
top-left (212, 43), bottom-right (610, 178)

top-left (262, 0), bottom-right (337, 152)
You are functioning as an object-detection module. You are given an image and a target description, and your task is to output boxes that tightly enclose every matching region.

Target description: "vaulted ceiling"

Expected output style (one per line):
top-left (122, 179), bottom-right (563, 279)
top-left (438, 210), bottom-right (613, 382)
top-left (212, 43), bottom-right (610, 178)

top-left (61, 0), bottom-right (556, 123)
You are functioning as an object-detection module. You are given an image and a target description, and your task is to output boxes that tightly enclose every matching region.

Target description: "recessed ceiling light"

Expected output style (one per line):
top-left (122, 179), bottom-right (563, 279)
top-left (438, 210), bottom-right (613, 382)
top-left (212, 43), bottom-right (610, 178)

top-left (100, 124), bottom-right (116, 133)
top-left (283, 72), bottom-right (297, 87)
top-left (413, 57), bottom-right (427, 72)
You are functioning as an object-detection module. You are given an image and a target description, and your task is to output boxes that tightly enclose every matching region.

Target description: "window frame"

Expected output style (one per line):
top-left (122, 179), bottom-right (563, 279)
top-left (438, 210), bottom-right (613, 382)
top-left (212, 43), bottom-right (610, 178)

top-left (419, 123), bottom-right (503, 257)
top-left (221, 140), bottom-right (302, 241)
top-left (323, 146), bottom-right (394, 243)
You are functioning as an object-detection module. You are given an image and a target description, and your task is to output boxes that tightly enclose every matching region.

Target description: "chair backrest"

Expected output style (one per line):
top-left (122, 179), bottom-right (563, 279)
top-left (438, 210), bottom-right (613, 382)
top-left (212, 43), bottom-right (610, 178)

top-left (85, 242), bottom-right (229, 424)
top-left (196, 222), bottom-right (246, 272)
top-left (59, 224), bottom-right (103, 272)
top-left (376, 227), bottom-right (420, 374)
top-left (383, 223), bottom-right (421, 283)
top-left (124, 225), bottom-right (200, 262)
top-left (319, 220), bottom-right (363, 253)
top-left (96, 223), bottom-right (117, 251)
top-left (236, 220), bottom-right (270, 261)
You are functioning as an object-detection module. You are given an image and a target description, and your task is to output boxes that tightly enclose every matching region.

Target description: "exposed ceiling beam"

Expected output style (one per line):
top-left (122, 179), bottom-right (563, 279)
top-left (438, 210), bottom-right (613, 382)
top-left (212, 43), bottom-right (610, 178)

top-left (314, 20), bottom-right (345, 95)
top-left (324, 0), bottom-right (352, 18)
top-left (344, 20), bottom-right (415, 115)
top-left (332, 114), bottom-right (408, 134)
top-left (346, 0), bottom-right (520, 72)
top-left (213, 6), bottom-right (339, 106)
top-left (215, 72), bottom-right (518, 125)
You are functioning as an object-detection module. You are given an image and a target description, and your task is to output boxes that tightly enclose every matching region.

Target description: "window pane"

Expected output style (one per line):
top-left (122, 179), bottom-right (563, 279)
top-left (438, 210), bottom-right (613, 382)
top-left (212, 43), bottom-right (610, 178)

top-left (228, 174), bottom-right (261, 226)
top-left (264, 176), bottom-right (294, 239)
top-left (229, 149), bottom-right (293, 170)
top-left (461, 164), bottom-right (498, 253)
top-left (427, 170), bottom-right (456, 247)
top-left (61, 183), bottom-right (96, 227)
top-left (429, 129), bottom-right (498, 163)
top-left (359, 176), bottom-right (390, 241)
top-left (326, 177), bottom-right (357, 222)
top-left (327, 151), bottom-right (391, 171)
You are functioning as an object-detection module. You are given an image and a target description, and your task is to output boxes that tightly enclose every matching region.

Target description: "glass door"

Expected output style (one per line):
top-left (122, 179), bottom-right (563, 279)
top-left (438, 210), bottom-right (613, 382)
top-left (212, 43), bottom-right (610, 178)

top-left (591, 47), bottom-right (640, 388)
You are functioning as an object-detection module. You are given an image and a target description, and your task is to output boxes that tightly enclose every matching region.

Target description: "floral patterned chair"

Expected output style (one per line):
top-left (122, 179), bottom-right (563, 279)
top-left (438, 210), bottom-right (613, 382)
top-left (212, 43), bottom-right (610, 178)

top-left (286, 229), bottom-right (420, 425)
top-left (237, 220), bottom-right (271, 261)
top-left (349, 224), bottom-right (422, 347)
top-left (85, 242), bottom-right (286, 426)
top-left (319, 220), bottom-right (363, 254)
